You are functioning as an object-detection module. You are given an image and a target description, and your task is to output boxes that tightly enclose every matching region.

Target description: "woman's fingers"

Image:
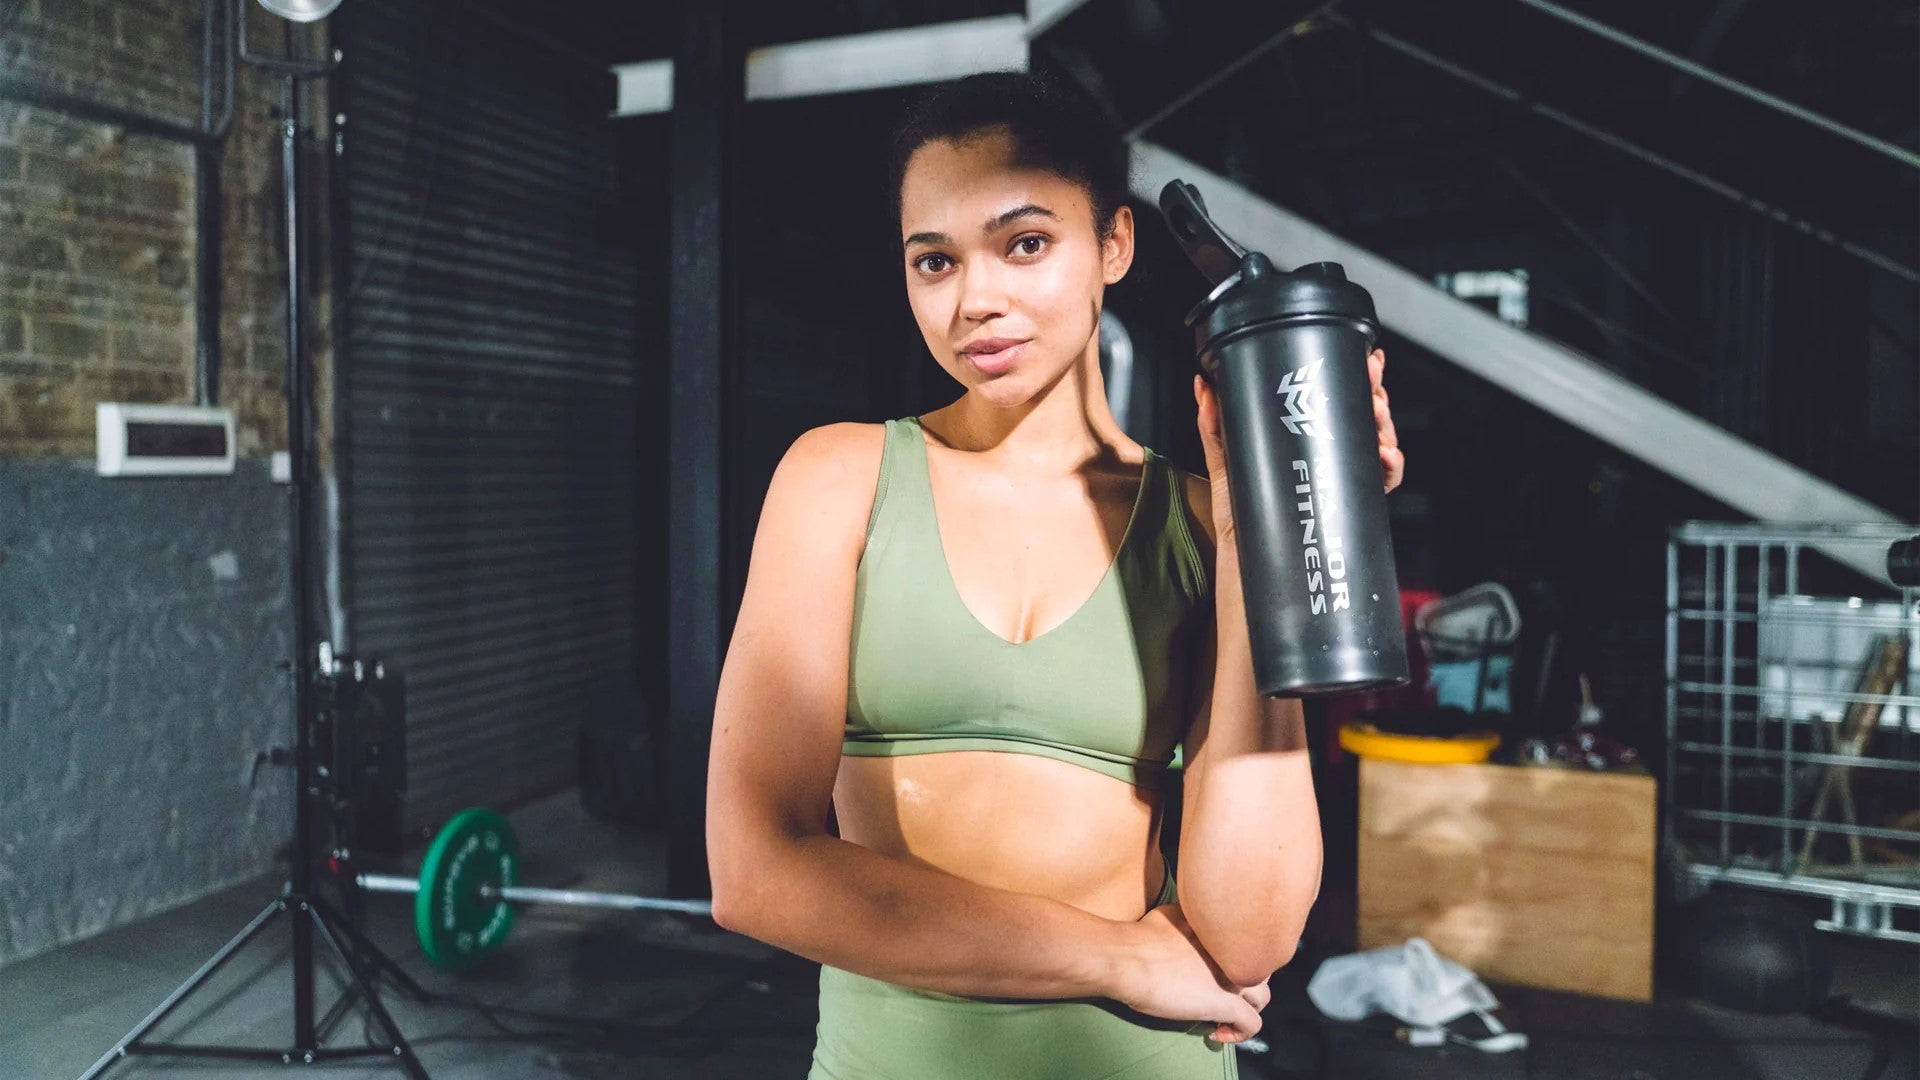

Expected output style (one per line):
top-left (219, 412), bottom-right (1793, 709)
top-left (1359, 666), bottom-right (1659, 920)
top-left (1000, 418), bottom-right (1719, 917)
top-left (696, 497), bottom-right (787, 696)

top-left (1210, 995), bottom-right (1263, 1043)
top-left (1211, 981), bottom-right (1271, 1043)
top-left (1369, 349), bottom-right (1403, 491)
top-left (1372, 365), bottom-right (1397, 448)
top-left (1381, 445), bottom-right (1406, 492)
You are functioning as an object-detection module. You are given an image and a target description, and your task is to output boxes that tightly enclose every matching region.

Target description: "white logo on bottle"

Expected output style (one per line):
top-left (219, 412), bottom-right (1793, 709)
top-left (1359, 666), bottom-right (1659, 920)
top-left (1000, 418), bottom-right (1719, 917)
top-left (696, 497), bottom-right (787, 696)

top-left (1277, 358), bottom-right (1331, 439)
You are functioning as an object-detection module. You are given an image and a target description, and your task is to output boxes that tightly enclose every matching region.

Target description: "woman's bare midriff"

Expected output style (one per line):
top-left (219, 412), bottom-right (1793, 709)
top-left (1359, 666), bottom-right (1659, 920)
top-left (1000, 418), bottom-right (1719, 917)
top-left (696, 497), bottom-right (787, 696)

top-left (832, 749), bottom-right (1168, 924)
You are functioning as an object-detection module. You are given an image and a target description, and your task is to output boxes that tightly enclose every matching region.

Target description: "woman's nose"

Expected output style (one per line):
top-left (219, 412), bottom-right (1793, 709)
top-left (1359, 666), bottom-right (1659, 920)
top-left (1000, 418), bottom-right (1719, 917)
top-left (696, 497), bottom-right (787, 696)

top-left (956, 262), bottom-right (1010, 322)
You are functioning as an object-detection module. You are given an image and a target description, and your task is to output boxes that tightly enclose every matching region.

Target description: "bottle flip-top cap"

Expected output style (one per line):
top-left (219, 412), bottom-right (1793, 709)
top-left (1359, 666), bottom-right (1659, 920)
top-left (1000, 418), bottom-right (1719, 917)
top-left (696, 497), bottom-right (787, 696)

top-left (1159, 180), bottom-right (1379, 351)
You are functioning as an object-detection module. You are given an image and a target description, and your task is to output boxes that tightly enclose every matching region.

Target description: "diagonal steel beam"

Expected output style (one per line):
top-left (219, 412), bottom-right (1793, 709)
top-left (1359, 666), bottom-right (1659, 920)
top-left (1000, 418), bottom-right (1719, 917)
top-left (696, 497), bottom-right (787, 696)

top-left (1131, 141), bottom-right (1904, 583)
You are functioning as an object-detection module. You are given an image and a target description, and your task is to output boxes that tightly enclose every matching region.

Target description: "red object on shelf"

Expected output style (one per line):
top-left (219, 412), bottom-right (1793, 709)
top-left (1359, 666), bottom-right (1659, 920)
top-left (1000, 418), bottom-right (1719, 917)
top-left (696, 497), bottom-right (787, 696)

top-left (1323, 588), bottom-right (1440, 764)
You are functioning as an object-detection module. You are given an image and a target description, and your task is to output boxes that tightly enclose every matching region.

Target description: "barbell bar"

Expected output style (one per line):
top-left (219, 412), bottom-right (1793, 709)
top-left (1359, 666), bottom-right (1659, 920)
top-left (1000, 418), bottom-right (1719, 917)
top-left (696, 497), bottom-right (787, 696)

top-left (348, 807), bottom-right (711, 971)
top-left (357, 873), bottom-right (715, 918)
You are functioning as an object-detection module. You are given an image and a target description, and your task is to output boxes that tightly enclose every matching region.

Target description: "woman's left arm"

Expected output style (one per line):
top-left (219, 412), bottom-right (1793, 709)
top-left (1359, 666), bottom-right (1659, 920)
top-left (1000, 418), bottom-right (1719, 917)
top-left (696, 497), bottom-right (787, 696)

top-left (1173, 536), bottom-right (1320, 989)
top-left (1173, 347), bottom-right (1403, 989)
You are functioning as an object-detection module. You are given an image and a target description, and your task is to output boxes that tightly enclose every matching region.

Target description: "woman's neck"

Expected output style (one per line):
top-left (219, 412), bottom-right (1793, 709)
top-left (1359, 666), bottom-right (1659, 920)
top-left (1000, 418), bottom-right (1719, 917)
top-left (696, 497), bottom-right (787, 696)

top-left (930, 333), bottom-right (1137, 474)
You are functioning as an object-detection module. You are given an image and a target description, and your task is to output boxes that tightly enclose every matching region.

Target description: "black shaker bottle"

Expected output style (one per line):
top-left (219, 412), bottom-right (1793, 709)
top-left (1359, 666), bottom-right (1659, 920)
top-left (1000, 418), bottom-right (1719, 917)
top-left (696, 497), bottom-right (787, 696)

top-left (1160, 179), bottom-right (1410, 696)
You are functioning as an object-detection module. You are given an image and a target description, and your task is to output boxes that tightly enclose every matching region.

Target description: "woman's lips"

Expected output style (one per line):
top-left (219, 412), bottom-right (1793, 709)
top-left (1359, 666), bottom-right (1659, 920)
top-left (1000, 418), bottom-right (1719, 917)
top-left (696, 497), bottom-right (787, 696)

top-left (963, 340), bottom-right (1028, 375)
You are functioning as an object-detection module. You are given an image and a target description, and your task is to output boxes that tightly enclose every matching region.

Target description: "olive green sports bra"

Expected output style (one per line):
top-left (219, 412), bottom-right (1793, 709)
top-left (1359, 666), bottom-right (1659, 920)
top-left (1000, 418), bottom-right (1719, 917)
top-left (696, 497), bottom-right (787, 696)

top-left (842, 416), bottom-right (1213, 788)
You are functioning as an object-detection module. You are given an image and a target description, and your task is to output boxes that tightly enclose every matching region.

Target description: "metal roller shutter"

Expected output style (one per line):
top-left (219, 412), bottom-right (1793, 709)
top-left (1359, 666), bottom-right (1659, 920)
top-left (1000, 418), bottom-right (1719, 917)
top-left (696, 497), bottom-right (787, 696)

top-left (337, 1), bottom-right (637, 828)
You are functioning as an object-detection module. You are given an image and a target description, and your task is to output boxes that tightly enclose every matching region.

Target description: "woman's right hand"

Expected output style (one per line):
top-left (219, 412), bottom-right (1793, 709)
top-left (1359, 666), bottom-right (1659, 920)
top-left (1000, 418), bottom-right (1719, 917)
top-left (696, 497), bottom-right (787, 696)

top-left (1111, 901), bottom-right (1269, 1044)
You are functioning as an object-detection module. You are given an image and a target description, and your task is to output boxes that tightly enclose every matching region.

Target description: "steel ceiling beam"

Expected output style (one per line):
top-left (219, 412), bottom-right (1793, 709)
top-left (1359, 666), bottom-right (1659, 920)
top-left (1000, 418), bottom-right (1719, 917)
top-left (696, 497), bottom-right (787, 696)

top-left (1324, 11), bottom-right (1918, 286)
top-left (1515, 0), bottom-right (1919, 171)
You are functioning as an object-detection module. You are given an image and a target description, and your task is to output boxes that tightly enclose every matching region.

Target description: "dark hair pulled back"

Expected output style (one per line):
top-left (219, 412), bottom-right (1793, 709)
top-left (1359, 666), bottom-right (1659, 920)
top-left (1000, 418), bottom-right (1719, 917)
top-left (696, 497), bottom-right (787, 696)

top-left (888, 69), bottom-right (1131, 241)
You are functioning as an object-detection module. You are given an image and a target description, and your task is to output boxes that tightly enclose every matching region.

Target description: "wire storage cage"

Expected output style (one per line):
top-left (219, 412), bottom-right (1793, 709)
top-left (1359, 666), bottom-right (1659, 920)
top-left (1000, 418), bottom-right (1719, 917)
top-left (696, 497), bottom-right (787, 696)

top-left (1665, 522), bottom-right (1920, 945)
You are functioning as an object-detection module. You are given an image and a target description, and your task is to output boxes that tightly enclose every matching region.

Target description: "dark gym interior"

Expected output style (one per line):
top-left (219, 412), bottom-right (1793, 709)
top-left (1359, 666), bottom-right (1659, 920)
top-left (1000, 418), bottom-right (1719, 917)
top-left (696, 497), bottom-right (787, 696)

top-left (1, 1), bottom-right (1916, 1077)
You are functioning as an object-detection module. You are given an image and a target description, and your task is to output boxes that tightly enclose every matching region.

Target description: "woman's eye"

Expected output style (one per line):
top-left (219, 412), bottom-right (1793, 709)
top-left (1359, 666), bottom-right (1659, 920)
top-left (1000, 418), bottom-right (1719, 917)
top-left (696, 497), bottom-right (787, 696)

top-left (913, 253), bottom-right (952, 274)
top-left (1013, 235), bottom-right (1048, 257)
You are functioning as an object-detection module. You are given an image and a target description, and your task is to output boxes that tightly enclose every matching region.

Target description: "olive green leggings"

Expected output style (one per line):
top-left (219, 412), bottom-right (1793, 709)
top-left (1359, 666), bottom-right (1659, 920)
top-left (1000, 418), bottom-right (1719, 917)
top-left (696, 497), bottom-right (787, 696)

top-left (807, 866), bottom-right (1239, 1080)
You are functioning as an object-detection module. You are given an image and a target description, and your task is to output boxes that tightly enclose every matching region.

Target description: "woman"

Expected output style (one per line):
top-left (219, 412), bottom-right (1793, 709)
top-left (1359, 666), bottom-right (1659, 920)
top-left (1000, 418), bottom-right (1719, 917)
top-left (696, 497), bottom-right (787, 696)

top-left (706, 71), bottom-right (1404, 1080)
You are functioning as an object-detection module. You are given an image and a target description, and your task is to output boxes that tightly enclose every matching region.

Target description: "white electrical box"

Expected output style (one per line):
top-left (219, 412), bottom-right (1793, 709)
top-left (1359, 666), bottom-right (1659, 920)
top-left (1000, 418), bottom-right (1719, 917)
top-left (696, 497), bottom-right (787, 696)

top-left (96, 402), bottom-right (237, 477)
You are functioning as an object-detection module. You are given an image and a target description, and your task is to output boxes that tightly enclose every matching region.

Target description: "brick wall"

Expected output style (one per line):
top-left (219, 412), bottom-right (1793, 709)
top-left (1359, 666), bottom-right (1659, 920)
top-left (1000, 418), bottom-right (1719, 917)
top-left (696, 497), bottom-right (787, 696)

top-left (0, 0), bottom-right (337, 459)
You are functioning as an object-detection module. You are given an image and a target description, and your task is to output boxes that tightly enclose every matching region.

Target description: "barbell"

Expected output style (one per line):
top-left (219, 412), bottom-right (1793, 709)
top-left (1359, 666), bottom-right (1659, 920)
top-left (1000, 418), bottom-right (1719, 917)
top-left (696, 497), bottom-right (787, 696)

top-left (352, 807), bottom-right (712, 970)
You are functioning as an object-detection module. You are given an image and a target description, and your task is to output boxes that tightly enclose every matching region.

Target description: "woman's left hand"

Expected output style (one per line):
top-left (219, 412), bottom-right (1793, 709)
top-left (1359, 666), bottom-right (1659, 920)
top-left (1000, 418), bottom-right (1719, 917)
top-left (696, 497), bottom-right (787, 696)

top-left (1191, 347), bottom-right (1405, 544)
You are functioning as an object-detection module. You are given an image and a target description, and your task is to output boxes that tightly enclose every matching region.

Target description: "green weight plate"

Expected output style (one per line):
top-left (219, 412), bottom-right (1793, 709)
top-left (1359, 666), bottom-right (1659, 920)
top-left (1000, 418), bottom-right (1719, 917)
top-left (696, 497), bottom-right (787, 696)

top-left (415, 807), bottom-right (519, 971)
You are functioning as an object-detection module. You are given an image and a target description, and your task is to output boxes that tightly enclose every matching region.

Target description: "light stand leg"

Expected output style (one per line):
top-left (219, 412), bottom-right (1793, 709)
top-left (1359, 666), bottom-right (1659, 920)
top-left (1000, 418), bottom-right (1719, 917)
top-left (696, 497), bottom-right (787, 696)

top-left (311, 895), bottom-right (433, 1048)
top-left (75, 898), bottom-right (285, 1080)
top-left (306, 900), bottom-right (428, 1076)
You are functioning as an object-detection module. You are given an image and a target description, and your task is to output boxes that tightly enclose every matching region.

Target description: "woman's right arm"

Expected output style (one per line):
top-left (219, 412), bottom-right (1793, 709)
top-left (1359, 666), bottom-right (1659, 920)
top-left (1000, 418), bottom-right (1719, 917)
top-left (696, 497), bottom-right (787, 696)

top-left (704, 422), bottom-right (1136, 1001)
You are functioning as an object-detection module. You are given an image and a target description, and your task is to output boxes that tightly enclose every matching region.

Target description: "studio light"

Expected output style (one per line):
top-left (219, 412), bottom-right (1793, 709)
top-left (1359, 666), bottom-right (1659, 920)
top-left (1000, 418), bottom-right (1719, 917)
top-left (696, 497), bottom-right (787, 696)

top-left (255, 0), bottom-right (344, 23)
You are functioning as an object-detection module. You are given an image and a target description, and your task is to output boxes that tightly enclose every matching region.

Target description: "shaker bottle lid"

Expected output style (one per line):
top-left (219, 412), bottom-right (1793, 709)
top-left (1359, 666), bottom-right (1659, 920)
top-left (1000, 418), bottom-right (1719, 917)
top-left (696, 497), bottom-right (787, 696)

top-left (1159, 180), bottom-right (1379, 347)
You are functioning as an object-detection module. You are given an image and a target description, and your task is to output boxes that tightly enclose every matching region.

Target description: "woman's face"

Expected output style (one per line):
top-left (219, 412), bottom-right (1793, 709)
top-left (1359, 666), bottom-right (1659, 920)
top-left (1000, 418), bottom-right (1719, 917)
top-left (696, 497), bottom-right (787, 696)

top-left (898, 129), bottom-right (1133, 405)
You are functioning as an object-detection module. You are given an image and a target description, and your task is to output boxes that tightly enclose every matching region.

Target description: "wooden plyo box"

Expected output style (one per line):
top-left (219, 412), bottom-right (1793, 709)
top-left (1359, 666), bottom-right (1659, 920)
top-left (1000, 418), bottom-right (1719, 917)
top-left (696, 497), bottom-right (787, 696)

top-left (1356, 758), bottom-right (1656, 1002)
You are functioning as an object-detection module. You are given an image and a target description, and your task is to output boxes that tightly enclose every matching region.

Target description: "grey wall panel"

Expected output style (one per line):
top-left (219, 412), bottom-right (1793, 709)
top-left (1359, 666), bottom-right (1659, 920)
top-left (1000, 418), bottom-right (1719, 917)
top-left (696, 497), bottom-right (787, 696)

top-left (341, 0), bottom-right (637, 828)
top-left (0, 459), bottom-right (294, 968)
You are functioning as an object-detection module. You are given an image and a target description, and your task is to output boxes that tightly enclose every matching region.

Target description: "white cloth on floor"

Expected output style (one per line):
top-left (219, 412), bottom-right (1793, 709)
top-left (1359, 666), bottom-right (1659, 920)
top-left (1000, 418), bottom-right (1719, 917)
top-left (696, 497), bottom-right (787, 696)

top-left (1306, 936), bottom-right (1500, 1028)
top-left (1306, 937), bottom-right (1529, 1053)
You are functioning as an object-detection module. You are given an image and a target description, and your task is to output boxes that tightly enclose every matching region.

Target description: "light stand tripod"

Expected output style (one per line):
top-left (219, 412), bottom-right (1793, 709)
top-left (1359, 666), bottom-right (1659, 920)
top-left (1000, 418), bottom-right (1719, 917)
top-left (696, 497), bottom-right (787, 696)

top-left (77, 3), bottom-right (427, 1075)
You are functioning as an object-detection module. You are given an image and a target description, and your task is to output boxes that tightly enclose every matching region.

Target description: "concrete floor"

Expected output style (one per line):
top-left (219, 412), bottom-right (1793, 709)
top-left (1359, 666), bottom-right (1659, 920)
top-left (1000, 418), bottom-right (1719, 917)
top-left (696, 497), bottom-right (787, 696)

top-left (3, 792), bottom-right (1912, 1079)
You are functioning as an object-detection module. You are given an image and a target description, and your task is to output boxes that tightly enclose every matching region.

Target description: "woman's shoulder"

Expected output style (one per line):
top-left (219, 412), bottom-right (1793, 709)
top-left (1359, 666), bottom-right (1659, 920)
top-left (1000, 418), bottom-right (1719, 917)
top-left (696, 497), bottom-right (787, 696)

top-left (774, 421), bottom-right (890, 496)
top-left (785, 418), bottom-right (888, 458)
top-left (756, 422), bottom-right (892, 564)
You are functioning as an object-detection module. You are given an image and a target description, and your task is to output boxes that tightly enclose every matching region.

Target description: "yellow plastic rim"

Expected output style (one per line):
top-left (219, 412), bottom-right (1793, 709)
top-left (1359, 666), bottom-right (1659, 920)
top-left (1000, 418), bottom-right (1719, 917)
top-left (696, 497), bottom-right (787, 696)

top-left (1338, 721), bottom-right (1501, 764)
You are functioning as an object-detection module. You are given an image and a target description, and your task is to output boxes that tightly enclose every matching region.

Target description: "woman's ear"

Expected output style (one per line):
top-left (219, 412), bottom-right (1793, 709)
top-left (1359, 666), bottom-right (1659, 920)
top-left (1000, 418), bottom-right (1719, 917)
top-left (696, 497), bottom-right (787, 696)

top-left (1102, 204), bottom-right (1135, 285)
